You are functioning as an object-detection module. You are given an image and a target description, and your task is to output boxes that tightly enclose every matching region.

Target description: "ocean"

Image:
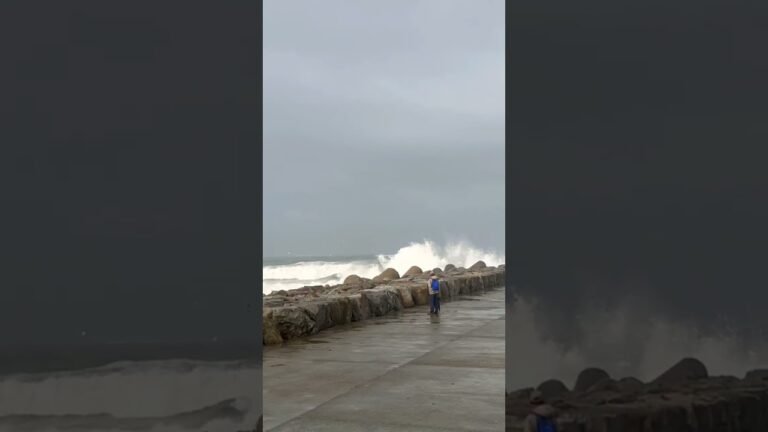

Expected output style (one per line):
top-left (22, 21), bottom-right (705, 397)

top-left (0, 234), bottom-right (263, 432)
top-left (262, 240), bottom-right (505, 295)
top-left (0, 355), bottom-right (261, 432)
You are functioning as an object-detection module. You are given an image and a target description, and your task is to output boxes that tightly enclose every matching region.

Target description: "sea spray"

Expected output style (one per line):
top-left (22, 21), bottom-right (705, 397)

top-left (377, 240), bottom-right (504, 274)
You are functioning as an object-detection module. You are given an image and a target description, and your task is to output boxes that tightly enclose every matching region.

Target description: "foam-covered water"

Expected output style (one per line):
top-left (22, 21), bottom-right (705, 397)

top-left (0, 360), bottom-right (262, 432)
top-left (263, 240), bottom-right (505, 294)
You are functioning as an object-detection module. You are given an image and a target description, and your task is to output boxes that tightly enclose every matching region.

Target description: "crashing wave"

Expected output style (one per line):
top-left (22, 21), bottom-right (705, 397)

top-left (263, 239), bottom-right (504, 294)
top-left (0, 397), bottom-right (254, 432)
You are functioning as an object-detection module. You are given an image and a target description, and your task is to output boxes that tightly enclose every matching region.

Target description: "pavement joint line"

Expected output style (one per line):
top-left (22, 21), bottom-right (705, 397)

top-left (265, 359), bottom-right (399, 366)
top-left (265, 294), bottom-right (506, 431)
top-left (271, 417), bottom-right (491, 432)
top-left (407, 363), bottom-right (504, 370)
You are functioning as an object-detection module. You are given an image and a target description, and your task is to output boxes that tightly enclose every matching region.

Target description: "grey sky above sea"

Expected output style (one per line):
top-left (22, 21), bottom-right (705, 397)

top-left (263, 0), bottom-right (505, 257)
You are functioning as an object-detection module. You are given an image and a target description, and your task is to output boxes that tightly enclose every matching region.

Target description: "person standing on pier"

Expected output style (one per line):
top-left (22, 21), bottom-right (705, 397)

top-left (428, 272), bottom-right (441, 315)
top-left (524, 390), bottom-right (558, 432)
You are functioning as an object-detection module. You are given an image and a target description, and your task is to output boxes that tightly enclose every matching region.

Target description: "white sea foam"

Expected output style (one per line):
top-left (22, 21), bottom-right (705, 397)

top-left (263, 239), bottom-right (504, 294)
top-left (377, 240), bottom-right (505, 274)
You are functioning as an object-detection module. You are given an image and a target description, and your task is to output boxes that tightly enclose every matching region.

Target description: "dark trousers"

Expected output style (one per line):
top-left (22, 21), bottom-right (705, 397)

top-left (430, 294), bottom-right (440, 313)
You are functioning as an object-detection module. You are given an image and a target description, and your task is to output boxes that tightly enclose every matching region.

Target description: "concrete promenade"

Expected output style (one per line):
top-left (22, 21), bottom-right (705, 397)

top-left (263, 288), bottom-right (505, 432)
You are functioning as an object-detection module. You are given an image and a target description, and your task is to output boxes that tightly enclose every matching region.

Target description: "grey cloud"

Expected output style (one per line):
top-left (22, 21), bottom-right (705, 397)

top-left (264, 0), bottom-right (504, 257)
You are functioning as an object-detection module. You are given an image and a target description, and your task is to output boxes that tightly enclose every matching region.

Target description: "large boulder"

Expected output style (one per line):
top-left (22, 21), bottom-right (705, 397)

top-left (617, 377), bottom-right (645, 392)
top-left (653, 358), bottom-right (708, 386)
top-left (272, 306), bottom-right (318, 339)
top-left (347, 293), bottom-right (369, 321)
top-left (536, 379), bottom-right (570, 400)
top-left (410, 285), bottom-right (430, 305)
top-left (395, 286), bottom-right (415, 308)
top-left (343, 274), bottom-right (363, 285)
top-left (507, 387), bottom-right (534, 401)
top-left (574, 367), bottom-right (611, 393)
top-left (262, 309), bottom-right (283, 345)
top-left (745, 369), bottom-right (768, 381)
top-left (264, 296), bottom-right (286, 308)
top-left (323, 297), bottom-right (353, 326)
top-left (581, 378), bottom-right (643, 405)
top-left (403, 266), bottom-right (423, 277)
top-left (362, 287), bottom-right (403, 316)
top-left (505, 388), bottom-right (537, 418)
top-left (301, 301), bottom-right (335, 331)
top-left (372, 268), bottom-right (400, 283)
top-left (414, 271), bottom-right (433, 280)
top-left (585, 378), bottom-right (620, 394)
top-left (469, 260), bottom-right (487, 270)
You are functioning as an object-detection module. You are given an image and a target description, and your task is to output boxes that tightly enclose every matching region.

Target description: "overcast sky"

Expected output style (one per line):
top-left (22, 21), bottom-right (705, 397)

top-left (263, 0), bottom-right (505, 257)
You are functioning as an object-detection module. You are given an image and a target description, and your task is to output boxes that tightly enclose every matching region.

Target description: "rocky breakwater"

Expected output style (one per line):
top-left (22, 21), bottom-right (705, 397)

top-left (506, 358), bottom-right (768, 432)
top-left (263, 261), bottom-right (505, 345)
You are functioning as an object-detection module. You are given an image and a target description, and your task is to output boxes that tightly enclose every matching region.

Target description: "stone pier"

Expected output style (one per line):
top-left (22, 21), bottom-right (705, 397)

top-left (506, 358), bottom-right (768, 432)
top-left (263, 262), bottom-right (506, 344)
top-left (264, 287), bottom-right (505, 431)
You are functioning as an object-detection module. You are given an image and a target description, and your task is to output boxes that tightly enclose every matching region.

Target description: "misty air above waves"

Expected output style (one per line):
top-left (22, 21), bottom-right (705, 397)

top-left (262, 240), bottom-right (505, 294)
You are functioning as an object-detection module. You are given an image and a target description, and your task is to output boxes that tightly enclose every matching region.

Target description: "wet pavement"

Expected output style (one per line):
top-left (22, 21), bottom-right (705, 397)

top-left (263, 288), bottom-right (505, 431)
